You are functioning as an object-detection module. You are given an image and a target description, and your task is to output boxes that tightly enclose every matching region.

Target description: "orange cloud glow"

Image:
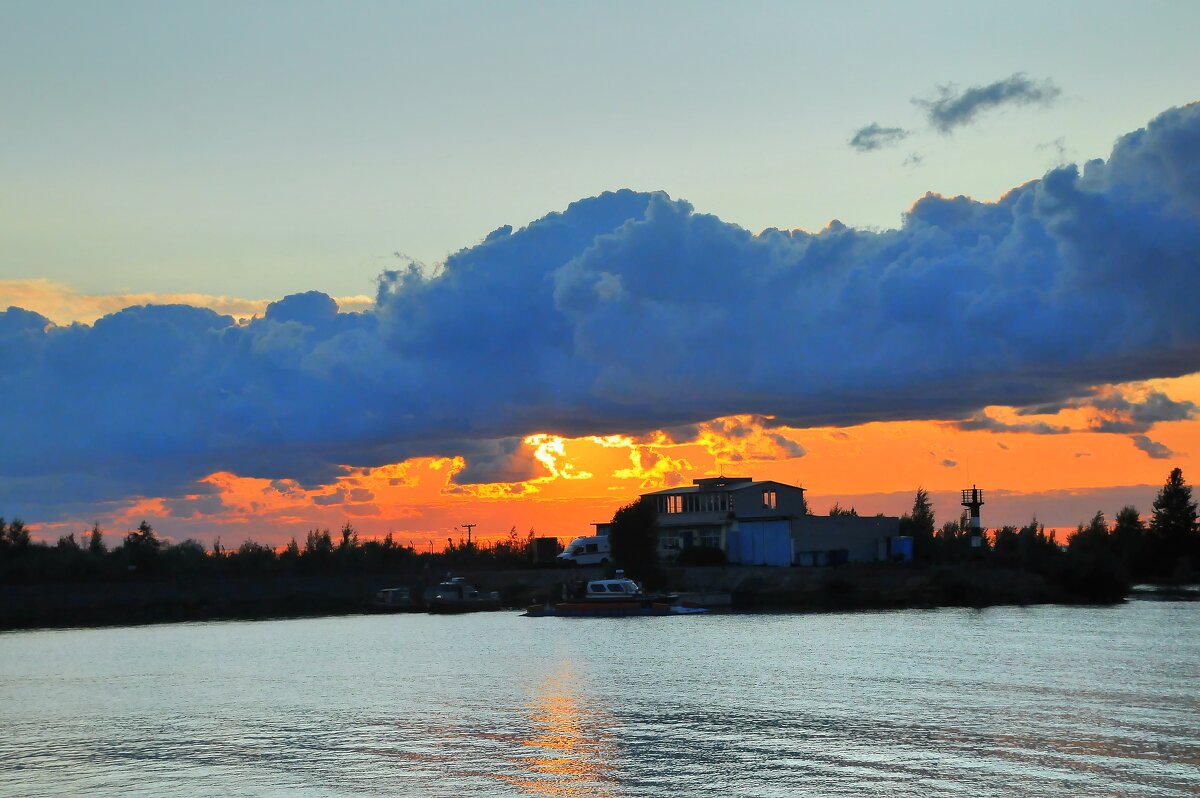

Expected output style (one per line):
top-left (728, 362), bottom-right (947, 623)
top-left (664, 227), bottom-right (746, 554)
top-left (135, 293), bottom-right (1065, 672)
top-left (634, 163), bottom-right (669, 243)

top-left (29, 376), bottom-right (1200, 550)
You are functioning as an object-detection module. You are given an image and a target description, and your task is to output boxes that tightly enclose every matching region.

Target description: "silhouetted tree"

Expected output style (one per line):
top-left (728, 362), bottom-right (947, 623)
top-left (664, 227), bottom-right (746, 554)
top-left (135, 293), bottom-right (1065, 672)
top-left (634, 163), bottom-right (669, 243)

top-left (280, 537), bottom-right (301, 569)
top-left (302, 528), bottom-right (335, 571)
top-left (229, 540), bottom-right (277, 574)
top-left (608, 497), bottom-right (661, 586)
top-left (5, 518), bottom-right (30, 550)
top-left (120, 520), bottom-right (161, 574)
top-left (1063, 510), bottom-right (1128, 601)
top-left (162, 539), bottom-right (210, 576)
top-left (829, 503), bottom-right (858, 517)
top-left (87, 523), bottom-right (106, 555)
top-left (1149, 467), bottom-right (1198, 577)
top-left (1111, 505), bottom-right (1148, 576)
top-left (899, 488), bottom-right (936, 560)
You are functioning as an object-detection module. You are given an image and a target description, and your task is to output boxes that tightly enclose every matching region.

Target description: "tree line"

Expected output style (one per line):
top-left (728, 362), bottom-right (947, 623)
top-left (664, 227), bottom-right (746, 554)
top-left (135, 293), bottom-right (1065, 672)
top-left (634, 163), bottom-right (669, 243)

top-left (897, 468), bottom-right (1199, 580)
top-left (0, 519), bottom-right (549, 584)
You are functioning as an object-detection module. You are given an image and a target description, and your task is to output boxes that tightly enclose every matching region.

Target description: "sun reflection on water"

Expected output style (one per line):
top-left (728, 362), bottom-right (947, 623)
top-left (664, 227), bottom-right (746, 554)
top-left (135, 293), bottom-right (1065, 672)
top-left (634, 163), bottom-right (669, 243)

top-left (500, 664), bottom-right (620, 797)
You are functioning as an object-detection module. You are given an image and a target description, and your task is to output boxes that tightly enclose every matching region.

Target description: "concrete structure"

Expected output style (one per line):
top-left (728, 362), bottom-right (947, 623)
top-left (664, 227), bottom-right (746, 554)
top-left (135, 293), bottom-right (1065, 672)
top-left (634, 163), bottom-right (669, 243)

top-left (641, 476), bottom-right (904, 567)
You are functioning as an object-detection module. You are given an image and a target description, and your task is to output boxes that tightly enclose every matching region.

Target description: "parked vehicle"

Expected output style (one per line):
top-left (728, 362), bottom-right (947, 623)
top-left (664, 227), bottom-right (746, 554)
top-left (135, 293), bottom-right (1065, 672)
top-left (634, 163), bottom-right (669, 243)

top-left (555, 535), bottom-right (611, 566)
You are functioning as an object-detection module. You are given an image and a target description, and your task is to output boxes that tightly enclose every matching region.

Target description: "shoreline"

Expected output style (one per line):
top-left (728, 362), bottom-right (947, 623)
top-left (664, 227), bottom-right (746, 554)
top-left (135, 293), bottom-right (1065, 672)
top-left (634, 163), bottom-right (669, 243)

top-left (0, 562), bottom-right (1159, 632)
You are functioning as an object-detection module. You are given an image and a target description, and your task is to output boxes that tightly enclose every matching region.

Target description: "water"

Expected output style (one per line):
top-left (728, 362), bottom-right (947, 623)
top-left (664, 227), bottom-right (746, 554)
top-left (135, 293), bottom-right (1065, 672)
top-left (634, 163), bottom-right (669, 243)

top-left (1, 601), bottom-right (1197, 797)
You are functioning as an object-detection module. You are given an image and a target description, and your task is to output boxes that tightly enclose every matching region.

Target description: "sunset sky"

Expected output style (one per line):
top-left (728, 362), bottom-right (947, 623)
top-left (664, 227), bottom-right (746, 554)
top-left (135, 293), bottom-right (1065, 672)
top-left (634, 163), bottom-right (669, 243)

top-left (3, 2), bottom-right (1199, 548)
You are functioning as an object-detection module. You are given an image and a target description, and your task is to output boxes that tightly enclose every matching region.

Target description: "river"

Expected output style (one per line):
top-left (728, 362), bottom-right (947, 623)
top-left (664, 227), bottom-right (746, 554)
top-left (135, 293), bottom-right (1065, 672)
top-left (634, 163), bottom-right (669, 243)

top-left (1, 599), bottom-right (1197, 797)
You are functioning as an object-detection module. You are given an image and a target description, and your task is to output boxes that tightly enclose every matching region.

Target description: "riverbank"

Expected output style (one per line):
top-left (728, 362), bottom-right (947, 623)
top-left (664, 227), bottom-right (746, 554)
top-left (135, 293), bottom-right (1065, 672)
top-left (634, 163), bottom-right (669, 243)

top-left (0, 561), bottom-right (1138, 631)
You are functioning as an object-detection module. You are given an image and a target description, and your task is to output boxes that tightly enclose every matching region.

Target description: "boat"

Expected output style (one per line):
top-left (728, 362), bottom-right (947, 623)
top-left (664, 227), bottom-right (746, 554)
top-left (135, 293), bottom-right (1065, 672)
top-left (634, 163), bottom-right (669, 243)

top-left (526, 573), bottom-right (707, 617)
top-left (426, 577), bottom-right (502, 613)
top-left (368, 586), bottom-right (417, 613)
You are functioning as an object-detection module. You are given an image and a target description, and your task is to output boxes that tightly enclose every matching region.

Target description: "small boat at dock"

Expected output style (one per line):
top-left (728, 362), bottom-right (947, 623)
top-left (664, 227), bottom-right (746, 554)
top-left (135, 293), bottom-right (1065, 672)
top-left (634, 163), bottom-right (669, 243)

top-left (526, 573), bottom-right (706, 617)
top-left (427, 577), bottom-right (502, 613)
top-left (368, 586), bottom-right (417, 613)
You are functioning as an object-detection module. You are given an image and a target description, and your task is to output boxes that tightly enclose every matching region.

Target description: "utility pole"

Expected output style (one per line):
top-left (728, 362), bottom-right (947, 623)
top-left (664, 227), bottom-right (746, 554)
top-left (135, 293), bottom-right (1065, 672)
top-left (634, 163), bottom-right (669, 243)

top-left (462, 523), bottom-right (476, 545)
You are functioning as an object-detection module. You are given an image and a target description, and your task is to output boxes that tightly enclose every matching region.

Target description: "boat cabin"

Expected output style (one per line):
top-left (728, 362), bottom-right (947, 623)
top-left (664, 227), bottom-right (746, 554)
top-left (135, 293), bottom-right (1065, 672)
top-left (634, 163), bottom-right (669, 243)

top-left (584, 578), bottom-right (643, 599)
top-left (374, 587), bottom-right (411, 606)
top-left (434, 577), bottom-right (485, 600)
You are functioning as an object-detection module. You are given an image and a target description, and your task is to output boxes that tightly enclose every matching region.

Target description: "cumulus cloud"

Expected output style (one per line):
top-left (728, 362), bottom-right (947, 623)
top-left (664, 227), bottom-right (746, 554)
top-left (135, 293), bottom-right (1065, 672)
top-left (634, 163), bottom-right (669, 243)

top-left (2, 103), bottom-right (1200, 519)
top-left (849, 123), bottom-right (910, 152)
top-left (916, 73), bottom-right (1062, 133)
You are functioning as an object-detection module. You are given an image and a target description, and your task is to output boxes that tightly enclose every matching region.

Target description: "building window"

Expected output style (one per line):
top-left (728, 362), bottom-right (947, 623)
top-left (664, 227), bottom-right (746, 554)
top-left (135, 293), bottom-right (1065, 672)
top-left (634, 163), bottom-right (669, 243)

top-left (663, 495), bottom-right (683, 514)
top-left (763, 490), bottom-right (777, 509)
top-left (699, 531), bottom-right (721, 548)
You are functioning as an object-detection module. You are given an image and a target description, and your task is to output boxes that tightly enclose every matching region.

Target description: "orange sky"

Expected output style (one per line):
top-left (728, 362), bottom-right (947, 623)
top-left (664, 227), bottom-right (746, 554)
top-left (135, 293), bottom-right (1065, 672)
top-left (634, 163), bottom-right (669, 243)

top-left (31, 374), bottom-right (1198, 551)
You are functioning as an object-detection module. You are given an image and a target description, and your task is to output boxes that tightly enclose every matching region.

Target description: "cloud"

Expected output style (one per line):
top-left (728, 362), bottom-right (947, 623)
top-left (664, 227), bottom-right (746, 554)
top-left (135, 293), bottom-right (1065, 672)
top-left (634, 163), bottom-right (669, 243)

top-left (958, 388), bottom-right (1197, 436)
top-left (0, 278), bottom-right (373, 325)
top-left (2, 103), bottom-right (1200, 519)
top-left (1086, 390), bottom-right (1198, 433)
top-left (449, 438), bottom-right (548, 485)
top-left (941, 459), bottom-right (958, 468)
top-left (956, 415), bottom-right (1071, 435)
top-left (849, 123), bottom-right (910, 152)
top-left (916, 73), bottom-right (1061, 133)
top-left (1131, 435), bottom-right (1175, 459)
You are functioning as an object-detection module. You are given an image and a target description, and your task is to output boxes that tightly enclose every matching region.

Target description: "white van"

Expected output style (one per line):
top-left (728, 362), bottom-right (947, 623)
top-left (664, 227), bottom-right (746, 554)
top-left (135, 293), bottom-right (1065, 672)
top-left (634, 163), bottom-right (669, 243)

top-left (556, 535), bottom-right (611, 566)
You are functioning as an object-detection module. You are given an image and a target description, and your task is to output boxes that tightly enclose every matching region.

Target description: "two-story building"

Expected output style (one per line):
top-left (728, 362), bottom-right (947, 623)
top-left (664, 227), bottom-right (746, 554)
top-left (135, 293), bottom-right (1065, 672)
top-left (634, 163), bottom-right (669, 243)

top-left (640, 476), bottom-right (904, 567)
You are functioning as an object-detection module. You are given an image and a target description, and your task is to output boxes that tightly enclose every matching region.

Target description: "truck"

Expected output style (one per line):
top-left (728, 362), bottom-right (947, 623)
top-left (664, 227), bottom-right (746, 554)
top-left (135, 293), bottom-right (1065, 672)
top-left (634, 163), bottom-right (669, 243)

top-left (555, 535), bottom-right (611, 567)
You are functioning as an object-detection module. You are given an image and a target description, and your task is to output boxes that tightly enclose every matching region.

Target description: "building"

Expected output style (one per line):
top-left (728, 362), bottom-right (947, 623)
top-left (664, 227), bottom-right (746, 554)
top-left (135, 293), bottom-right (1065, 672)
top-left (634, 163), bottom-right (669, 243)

top-left (641, 476), bottom-right (905, 567)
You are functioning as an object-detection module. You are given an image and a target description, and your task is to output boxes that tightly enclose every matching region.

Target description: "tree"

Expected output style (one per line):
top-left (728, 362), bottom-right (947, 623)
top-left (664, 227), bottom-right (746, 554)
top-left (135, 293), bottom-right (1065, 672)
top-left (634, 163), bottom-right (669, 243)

top-left (608, 497), bottom-right (661, 586)
top-left (899, 488), bottom-right (936, 560)
top-left (829, 503), bottom-right (858, 517)
top-left (121, 520), bottom-right (161, 574)
top-left (1149, 467), bottom-right (1198, 576)
top-left (87, 523), bottom-right (107, 555)
top-left (124, 520), bottom-right (160, 551)
top-left (1064, 511), bottom-right (1127, 602)
top-left (5, 518), bottom-right (30, 550)
top-left (1112, 505), bottom-right (1148, 576)
top-left (338, 522), bottom-right (358, 551)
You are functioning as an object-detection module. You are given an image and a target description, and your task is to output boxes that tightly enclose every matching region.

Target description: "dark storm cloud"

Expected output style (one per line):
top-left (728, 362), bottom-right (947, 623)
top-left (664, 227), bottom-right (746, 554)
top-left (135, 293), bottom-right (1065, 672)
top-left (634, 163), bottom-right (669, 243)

top-left (916, 73), bottom-right (1062, 133)
top-left (849, 123), bottom-right (910, 152)
top-left (2, 102), bottom-right (1199, 518)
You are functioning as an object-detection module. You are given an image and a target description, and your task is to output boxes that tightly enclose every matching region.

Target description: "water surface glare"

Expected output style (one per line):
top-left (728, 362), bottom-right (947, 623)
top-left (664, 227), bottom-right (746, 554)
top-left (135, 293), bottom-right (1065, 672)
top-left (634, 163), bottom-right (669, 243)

top-left (1, 601), bottom-right (1197, 796)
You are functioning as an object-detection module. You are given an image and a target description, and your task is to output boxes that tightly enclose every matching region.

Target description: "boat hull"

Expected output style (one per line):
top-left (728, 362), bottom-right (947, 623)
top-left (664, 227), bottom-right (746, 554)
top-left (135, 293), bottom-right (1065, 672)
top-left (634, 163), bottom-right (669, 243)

top-left (526, 601), bottom-right (706, 617)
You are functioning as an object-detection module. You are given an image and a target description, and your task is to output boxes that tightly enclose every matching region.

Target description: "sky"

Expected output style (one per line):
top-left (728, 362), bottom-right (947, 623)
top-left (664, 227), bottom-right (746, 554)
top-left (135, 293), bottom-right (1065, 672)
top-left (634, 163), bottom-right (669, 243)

top-left (2, 1), bottom-right (1199, 548)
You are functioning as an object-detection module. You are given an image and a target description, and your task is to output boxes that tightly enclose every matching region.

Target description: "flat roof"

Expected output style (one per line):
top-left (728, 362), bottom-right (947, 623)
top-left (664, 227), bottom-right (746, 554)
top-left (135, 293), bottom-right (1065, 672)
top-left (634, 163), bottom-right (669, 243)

top-left (641, 479), bottom-right (803, 496)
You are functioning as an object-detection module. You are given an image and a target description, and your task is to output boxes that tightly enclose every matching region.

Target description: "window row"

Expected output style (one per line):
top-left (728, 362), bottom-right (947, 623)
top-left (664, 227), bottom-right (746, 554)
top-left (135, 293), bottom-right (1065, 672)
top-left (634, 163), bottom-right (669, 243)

top-left (659, 492), bottom-right (735, 514)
